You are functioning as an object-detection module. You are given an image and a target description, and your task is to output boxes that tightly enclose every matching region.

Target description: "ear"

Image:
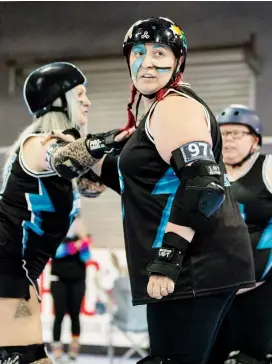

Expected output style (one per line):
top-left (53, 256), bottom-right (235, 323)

top-left (176, 56), bottom-right (185, 72)
top-left (252, 135), bottom-right (260, 151)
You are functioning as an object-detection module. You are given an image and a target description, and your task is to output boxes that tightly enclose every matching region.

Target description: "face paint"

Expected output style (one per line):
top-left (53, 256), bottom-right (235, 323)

top-left (132, 43), bottom-right (146, 79)
top-left (153, 44), bottom-right (165, 49)
top-left (155, 67), bottom-right (172, 73)
top-left (152, 45), bottom-right (173, 73)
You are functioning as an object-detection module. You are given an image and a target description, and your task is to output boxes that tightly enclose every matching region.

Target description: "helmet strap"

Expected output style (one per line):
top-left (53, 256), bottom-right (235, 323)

top-left (49, 106), bottom-right (69, 118)
top-left (34, 94), bottom-right (69, 119)
top-left (225, 144), bottom-right (258, 168)
top-left (135, 93), bottom-right (142, 122)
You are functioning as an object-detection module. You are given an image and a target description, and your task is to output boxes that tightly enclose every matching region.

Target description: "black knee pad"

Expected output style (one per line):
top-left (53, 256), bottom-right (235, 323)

top-left (0, 344), bottom-right (47, 363)
top-left (137, 355), bottom-right (179, 364)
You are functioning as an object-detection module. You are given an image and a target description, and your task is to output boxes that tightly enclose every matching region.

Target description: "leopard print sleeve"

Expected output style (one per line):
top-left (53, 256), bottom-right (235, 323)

top-left (48, 137), bottom-right (100, 179)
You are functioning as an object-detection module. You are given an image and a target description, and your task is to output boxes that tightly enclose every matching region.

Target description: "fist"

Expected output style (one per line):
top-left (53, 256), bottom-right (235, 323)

top-left (147, 274), bottom-right (175, 300)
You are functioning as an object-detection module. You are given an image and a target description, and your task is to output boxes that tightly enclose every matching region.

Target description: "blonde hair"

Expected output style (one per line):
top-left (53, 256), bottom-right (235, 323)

top-left (3, 87), bottom-right (80, 178)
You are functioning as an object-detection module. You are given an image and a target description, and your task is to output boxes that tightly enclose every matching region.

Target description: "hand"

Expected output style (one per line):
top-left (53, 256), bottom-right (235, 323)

top-left (114, 127), bottom-right (135, 142)
top-left (41, 130), bottom-right (76, 145)
top-left (147, 274), bottom-right (175, 300)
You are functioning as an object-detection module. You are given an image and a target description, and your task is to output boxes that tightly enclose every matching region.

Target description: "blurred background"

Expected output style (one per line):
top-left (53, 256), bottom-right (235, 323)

top-left (1, 1), bottom-right (272, 357)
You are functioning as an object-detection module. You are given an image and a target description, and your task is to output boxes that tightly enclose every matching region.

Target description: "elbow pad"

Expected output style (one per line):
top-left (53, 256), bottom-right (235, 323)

top-left (169, 141), bottom-right (225, 231)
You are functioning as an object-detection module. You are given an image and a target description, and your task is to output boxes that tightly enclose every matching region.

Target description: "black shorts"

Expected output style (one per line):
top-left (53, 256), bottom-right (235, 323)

top-left (0, 344), bottom-right (47, 363)
top-left (0, 238), bottom-right (40, 301)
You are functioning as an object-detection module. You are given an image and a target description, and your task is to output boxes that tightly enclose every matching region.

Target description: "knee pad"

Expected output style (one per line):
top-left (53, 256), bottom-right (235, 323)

top-left (137, 355), bottom-right (179, 364)
top-left (0, 344), bottom-right (47, 364)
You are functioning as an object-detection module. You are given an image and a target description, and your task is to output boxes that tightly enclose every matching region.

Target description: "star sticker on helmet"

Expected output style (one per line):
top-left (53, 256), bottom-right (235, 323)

top-left (170, 24), bottom-right (182, 36)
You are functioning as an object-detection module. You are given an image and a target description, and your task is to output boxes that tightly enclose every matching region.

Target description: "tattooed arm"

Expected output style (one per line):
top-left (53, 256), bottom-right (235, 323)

top-left (42, 128), bottom-right (134, 180)
top-left (77, 169), bottom-right (106, 198)
top-left (19, 127), bottom-right (133, 187)
top-left (22, 131), bottom-right (98, 180)
top-left (78, 155), bottom-right (121, 195)
top-left (45, 137), bottom-right (99, 179)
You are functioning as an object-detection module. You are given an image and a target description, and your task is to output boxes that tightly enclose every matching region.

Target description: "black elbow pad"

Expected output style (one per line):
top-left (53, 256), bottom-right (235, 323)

top-left (169, 142), bottom-right (225, 231)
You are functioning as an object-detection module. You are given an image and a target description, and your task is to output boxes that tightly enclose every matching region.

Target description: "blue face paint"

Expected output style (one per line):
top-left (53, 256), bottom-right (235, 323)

top-left (156, 67), bottom-right (172, 73)
top-left (132, 43), bottom-right (146, 79)
top-left (152, 44), bottom-right (166, 49)
top-left (152, 44), bottom-right (172, 73)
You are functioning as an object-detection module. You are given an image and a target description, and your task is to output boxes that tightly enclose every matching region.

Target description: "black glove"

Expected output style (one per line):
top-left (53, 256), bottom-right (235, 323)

top-left (147, 232), bottom-right (189, 284)
top-left (85, 129), bottom-right (130, 159)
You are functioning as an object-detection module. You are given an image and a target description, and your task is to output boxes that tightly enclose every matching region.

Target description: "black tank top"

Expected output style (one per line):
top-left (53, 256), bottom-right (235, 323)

top-left (230, 153), bottom-right (272, 281)
top-left (0, 134), bottom-right (80, 280)
top-left (118, 86), bottom-right (255, 305)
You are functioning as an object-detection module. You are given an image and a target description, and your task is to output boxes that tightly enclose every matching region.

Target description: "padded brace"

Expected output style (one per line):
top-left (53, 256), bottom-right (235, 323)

top-left (147, 232), bottom-right (189, 283)
top-left (169, 142), bottom-right (225, 232)
top-left (86, 129), bottom-right (129, 159)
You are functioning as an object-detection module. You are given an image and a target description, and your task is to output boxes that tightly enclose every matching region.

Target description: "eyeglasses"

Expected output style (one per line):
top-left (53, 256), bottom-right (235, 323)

top-left (221, 131), bottom-right (252, 140)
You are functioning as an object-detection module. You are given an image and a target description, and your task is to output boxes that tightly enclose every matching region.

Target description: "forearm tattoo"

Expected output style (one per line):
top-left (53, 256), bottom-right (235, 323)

top-left (77, 176), bottom-right (106, 198)
top-left (46, 138), bottom-right (99, 180)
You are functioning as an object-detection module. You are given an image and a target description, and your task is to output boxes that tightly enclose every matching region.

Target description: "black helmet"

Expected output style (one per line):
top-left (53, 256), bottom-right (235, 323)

top-left (23, 62), bottom-right (87, 118)
top-left (123, 17), bottom-right (187, 73)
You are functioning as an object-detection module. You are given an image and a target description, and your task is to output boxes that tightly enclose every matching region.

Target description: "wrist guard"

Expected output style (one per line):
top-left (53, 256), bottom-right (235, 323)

top-left (147, 232), bottom-right (189, 284)
top-left (85, 129), bottom-right (129, 159)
